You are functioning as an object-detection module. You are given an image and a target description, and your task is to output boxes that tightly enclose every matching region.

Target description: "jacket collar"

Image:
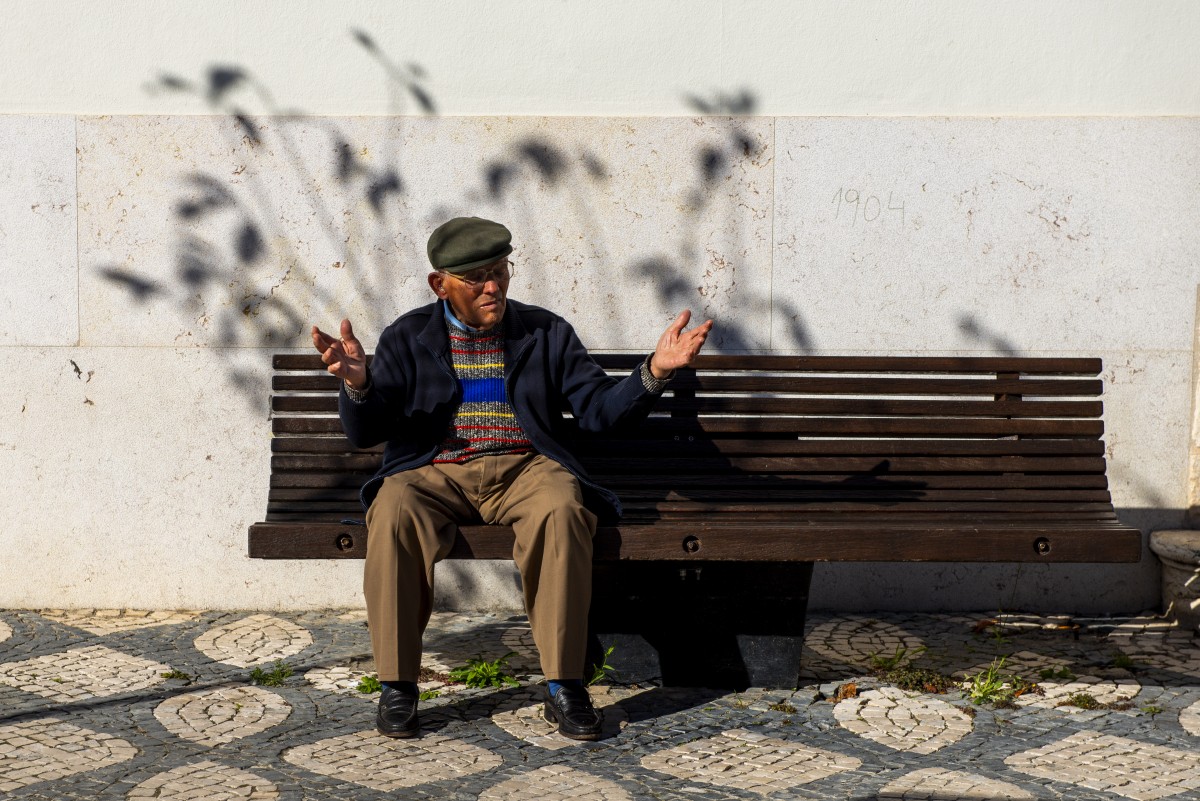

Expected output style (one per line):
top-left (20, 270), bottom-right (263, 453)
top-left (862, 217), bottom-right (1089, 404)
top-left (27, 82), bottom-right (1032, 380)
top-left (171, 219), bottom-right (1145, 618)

top-left (416, 299), bottom-right (534, 362)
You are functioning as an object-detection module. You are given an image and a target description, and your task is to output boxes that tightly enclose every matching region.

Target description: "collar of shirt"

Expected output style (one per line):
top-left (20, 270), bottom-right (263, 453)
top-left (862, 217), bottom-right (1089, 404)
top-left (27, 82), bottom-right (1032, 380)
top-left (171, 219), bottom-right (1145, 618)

top-left (442, 301), bottom-right (479, 332)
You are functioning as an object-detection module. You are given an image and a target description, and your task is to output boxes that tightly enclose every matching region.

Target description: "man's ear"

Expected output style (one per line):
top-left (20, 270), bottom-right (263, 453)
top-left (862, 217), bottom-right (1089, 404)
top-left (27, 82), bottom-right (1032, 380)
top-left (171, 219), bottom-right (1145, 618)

top-left (427, 272), bottom-right (446, 298)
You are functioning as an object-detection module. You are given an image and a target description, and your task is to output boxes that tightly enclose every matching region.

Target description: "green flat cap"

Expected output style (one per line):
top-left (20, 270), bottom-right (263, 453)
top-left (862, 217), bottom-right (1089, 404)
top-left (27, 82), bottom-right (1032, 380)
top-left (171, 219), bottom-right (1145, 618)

top-left (427, 216), bottom-right (513, 274)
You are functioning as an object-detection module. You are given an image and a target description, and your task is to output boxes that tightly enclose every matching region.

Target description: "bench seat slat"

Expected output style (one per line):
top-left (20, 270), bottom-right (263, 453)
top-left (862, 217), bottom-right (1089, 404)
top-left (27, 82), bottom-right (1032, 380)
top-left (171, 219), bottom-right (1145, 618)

top-left (248, 520), bottom-right (1139, 562)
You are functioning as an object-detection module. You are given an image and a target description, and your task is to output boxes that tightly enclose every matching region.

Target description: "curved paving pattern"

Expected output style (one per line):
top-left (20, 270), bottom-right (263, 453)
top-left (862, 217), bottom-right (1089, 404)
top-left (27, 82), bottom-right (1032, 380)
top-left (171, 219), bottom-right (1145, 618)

top-left (805, 617), bottom-right (925, 669)
top-left (3, 609), bottom-right (1200, 800)
top-left (0, 644), bottom-right (168, 701)
top-left (640, 728), bottom-right (861, 795)
top-left (126, 760), bottom-right (279, 800)
top-left (153, 685), bottom-right (291, 746)
top-left (833, 686), bottom-right (973, 753)
top-left (283, 731), bottom-right (502, 792)
top-left (305, 657), bottom-right (469, 699)
top-left (0, 719), bottom-right (136, 793)
top-left (1006, 730), bottom-right (1200, 800)
top-left (1117, 635), bottom-right (1200, 677)
top-left (480, 765), bottom-right (632, 800)
top-left (1018, 675), bottom-right (1141, 710)
top-left (490, 687), bottom-right (631, 749)
top-left (193, 613), bottom-right (313, 667)
top-left (38, 609), bottom-right (199, 635)
top-left (878, 767), bottom-right (1035, 800)
top-left (500, 624), bottom-right (540, 672)
top-left (1179, 698), bottom-right (1200, 736)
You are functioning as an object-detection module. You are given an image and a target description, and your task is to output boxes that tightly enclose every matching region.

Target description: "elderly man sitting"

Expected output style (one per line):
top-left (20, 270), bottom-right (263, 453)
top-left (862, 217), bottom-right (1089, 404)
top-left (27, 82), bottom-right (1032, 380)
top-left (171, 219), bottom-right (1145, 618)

top-left (312, 216), bottom-right (712, 740)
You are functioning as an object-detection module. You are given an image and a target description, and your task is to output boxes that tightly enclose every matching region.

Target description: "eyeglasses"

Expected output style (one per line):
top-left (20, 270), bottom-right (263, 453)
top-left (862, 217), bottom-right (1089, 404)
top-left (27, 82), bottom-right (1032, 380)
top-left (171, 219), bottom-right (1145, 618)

top-left (439, 261), bottom-right (515, 288)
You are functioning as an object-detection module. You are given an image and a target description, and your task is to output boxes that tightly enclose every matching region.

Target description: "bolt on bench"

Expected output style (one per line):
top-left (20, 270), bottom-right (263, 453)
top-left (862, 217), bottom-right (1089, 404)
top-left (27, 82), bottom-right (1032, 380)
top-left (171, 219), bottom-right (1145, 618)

top-left (250, 354), bottom-right (1141, 688)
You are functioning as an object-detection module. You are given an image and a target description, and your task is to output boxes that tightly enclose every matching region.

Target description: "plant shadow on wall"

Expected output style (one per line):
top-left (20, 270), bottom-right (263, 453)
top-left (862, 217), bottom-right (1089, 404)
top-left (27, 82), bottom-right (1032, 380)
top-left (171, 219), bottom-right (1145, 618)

top-left (99, 29), bottom-right (814, 412)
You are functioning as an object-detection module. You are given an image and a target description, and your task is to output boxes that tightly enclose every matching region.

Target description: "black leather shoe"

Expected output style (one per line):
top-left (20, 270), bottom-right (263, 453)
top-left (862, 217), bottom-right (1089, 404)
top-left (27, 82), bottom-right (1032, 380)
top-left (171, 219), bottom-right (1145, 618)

top-left (376, 684), bottom-right (420, 738)
top-left (544, 685), bottom-right (602, 741)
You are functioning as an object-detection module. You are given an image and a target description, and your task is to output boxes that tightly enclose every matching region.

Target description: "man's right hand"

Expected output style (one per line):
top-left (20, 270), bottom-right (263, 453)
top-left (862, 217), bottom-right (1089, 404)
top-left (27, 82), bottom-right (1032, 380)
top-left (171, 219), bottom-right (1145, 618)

top-left (311, 318), bottom-right (368, 390)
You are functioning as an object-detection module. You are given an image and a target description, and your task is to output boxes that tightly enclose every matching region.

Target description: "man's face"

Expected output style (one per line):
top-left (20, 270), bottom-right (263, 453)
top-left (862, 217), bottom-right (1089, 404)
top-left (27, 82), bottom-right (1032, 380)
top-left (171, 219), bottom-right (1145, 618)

top-left (427, 258), bottom-right (512, 331)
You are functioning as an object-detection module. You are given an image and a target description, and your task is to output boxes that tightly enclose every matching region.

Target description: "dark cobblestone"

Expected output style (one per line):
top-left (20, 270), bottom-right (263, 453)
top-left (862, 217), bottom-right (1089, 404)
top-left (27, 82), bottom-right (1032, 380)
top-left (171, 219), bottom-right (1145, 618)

top-left (2, 609), bottom-right (1199, 800)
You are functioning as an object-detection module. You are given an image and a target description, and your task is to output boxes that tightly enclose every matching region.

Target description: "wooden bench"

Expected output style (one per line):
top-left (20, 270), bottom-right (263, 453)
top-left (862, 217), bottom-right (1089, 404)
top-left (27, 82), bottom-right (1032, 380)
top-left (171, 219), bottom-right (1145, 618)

top-left (249, 353), bottom-right (1141, 687)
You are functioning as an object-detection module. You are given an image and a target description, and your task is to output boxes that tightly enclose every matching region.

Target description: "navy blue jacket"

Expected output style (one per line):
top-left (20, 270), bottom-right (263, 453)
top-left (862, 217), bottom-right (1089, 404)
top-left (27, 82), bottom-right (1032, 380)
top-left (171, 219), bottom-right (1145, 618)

top-left (339, 299), bottom-right (664, 520)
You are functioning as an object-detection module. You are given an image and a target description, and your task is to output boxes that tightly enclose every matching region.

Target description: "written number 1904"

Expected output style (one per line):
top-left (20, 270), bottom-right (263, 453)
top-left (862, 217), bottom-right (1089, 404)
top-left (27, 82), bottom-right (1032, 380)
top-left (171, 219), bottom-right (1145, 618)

top-left (832, 188), bottom-right (905, 226)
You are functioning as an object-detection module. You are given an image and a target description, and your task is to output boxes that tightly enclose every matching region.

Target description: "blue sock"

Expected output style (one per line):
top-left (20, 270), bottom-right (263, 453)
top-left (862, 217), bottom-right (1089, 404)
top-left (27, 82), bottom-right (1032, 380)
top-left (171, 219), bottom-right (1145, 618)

top-left (382, 680), bottom-right (418, 695)
top-left (548, 679), bottom-right (583, 697)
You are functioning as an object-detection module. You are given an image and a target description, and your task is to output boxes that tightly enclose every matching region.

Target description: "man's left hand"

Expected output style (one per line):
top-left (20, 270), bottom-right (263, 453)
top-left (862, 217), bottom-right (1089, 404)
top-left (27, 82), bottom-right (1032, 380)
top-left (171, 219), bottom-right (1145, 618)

top-left (650, 310), bottom-right (714, 379)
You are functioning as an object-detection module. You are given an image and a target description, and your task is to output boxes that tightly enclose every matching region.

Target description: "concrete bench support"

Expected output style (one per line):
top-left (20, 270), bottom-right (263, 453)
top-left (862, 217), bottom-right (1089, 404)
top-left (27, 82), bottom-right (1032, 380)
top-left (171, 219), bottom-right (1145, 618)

top-left (1149, 530), bottom-right (1200, 630)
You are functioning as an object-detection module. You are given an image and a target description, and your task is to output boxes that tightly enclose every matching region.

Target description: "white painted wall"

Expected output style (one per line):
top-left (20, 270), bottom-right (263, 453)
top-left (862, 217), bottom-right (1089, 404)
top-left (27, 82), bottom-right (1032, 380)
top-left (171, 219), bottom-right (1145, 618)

top-left (1, 1), bottom-right (1198, 613)
top-left (2, 1), bottom-right (1199, 117)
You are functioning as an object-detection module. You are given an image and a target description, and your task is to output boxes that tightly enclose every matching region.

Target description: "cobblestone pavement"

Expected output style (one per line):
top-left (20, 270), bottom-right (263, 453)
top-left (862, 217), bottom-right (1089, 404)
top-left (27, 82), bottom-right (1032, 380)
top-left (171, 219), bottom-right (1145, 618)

top-left (1, 608), bottom-right (1199, 800)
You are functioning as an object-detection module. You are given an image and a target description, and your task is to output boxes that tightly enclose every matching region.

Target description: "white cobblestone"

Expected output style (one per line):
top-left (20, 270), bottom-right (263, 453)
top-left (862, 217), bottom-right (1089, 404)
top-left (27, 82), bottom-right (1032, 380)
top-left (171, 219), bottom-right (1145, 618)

top-left (805, 617), bottom-right (925, 669)
top-left (0, 645), bottom-right (168, 701)
top-left (490, 687), bottom-right (632, 749)
top-left (154, 685), bottom-right (291, 746)
top-left (641, 728), bottom-right (860, 795)
top-left (1180, 698), bottom-right (1200, 736)
top-left (1116, 634), bottom-right (1200, 677)
top-left (1006, 730), bottom-right (1200, 800)
top-left (193, 614), bottom-right (313, 667)
top-left (500, 624), bottom-right (540, 672)
top-left (480, 765), bottom-right (632, 800)
top-left (834, 686), bottom-right (973, 753)
top-left (125, 760), bottom-right (279, 800)
top-left (38, 609), bottom-right (200, 634)
top-left (283, 730), bottom-right (502, 791)
top-left (879, 767), bottom-right (1035, 800)
top-left (0, 718), bottom-right (136, 793)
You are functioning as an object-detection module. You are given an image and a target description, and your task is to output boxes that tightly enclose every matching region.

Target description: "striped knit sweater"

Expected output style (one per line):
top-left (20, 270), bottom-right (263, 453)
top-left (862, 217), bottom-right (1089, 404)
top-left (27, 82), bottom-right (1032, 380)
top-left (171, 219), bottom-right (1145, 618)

top-left (433, 320), bottom-right (533, 464)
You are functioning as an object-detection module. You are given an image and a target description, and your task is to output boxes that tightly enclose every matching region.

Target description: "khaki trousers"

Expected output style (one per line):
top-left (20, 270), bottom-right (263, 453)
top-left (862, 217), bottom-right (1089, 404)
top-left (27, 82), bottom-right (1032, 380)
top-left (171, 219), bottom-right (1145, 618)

top-left (364, 453), bottom-right (598, 682)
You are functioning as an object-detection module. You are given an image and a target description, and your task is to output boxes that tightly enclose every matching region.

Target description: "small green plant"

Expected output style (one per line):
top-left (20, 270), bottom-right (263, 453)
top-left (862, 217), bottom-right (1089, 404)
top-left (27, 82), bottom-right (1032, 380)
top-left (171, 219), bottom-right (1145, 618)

top-left (356, 675), bottom-right (383, 694)
top-left (883, 666), bottom-right (956, 694)
top-left (249, 660), bottom-right (293, 687)
top-left (768, 701), bottom-right (797, 714)
top-left (1141, 705), bottom-right (1164, 715)
top-left (1057, 692), bottom-right (1102, 710)
top-left (1112, 653), bottom-right (1136, 670)
top-left (419, 689), bottom-right (441, 701)
top-left (731, 698), bottom-right (750, 710)
top-left (160, 669), bottom-right (193, 683)
top-left (1038, 666), bottom-right (1077, 681)
top-left (962, 657), bottom-right (1040, 706)
top-left (448, 653), bottom-right (519, 689)
top-left (869, 645), bottom-right (926, 672)
top-left (587, 645), bottom-right (618, 687)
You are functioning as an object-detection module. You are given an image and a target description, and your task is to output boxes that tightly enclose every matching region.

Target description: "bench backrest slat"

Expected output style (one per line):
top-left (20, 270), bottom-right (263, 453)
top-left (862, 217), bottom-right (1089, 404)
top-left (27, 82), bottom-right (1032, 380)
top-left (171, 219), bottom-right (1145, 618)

top-left (263, 353), bottom-right (1116, 523)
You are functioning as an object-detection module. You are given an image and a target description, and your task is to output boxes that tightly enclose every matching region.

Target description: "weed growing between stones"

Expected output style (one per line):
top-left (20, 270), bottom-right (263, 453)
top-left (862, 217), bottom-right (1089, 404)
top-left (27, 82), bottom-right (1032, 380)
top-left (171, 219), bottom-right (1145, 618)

top-left (249, 660), bottom-right (293, 686)
top-left (587, 645), bottom-right (618, 687)
top-left (867, 644), bottom-right (955, 694)
top-left (1055, 692), bottom-right (1135, 711)
top-left (160, 669), bottom-right (194, 684)
top-left (448, 653), bottom-right (519, 688)
top-left (356, 674), bottom-right (382, 694)
top-left (962, 657), bottom-right (1041, 707)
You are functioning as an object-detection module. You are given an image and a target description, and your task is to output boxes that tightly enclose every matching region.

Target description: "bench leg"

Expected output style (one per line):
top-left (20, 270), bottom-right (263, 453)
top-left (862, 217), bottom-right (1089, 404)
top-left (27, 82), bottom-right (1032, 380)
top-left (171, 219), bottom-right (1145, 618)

top-left (586, 562), bottom-right (814, 690)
